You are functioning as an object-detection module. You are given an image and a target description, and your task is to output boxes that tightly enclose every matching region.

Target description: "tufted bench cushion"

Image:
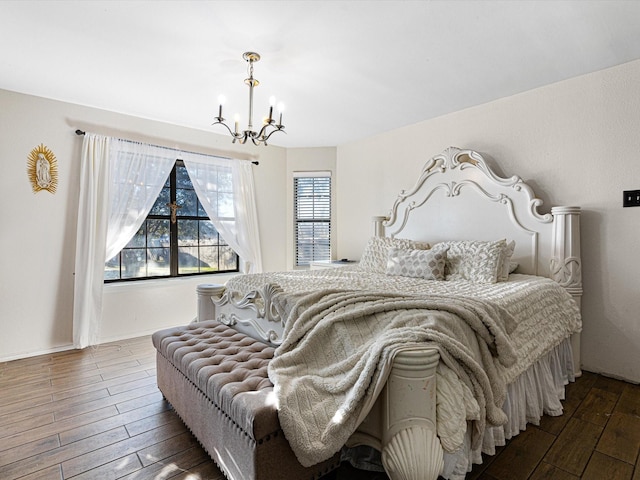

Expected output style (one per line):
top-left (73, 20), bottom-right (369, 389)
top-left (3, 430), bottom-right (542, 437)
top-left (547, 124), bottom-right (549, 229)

top-left (152, 320), bottom-right (340, 480)
top-left (153, 321), bottom-right (277, 440)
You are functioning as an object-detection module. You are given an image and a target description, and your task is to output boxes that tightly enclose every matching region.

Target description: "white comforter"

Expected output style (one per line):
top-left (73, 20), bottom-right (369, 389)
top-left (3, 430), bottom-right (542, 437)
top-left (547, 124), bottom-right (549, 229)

top-left (226, 268), bottom-right (581, 465)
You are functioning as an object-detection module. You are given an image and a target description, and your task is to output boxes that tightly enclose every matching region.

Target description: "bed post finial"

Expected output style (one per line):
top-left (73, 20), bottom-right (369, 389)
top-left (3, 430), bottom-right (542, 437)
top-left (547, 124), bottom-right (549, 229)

top-left (372, 216), bottom-right (388, 237)
top-left (196, 283), bottom-right (226, 322)
top-left (550, 206), bottom-right (582, 299)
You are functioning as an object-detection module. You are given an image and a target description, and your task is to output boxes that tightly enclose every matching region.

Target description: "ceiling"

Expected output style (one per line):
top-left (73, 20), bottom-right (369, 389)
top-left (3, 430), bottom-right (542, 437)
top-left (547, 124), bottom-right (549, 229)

top-left (2, 1), bottom-right (640, 148)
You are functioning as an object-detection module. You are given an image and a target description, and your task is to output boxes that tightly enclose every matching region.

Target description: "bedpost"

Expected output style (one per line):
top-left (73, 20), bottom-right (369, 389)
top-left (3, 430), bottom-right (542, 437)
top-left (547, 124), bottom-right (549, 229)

top-left (550, 206), bottom-right (582, 376)
top-left (196, 283), bottom-right (225, 322)
top-left (372, 216), bottom-right (388, 237)
top-left (381, 348), bottom-right (443, 480)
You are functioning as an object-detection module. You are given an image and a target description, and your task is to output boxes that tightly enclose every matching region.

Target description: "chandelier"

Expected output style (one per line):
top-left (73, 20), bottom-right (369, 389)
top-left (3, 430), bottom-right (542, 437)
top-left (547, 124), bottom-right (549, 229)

top-left (212, 52), bottom-right (286, 146)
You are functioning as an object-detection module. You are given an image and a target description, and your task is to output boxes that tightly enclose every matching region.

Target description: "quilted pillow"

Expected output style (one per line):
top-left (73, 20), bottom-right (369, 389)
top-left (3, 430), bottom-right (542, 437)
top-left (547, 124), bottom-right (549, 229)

top-left (385, 247), bottom-right (448, 280)
top-left (433, 239), bottom-right (507, 283)
top-left (360, 236), bottom-right (430, 274)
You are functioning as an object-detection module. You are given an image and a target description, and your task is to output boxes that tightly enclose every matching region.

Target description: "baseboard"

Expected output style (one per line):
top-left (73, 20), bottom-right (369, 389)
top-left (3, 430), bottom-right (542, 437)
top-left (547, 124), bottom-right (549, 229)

top-left (0, 343), bottom-right (75, 363)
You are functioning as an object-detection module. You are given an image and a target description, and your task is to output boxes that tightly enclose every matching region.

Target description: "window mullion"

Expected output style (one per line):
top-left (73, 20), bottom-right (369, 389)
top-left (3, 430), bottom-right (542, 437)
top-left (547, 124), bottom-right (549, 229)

top-left (169, 163), bottom-right (179, 276)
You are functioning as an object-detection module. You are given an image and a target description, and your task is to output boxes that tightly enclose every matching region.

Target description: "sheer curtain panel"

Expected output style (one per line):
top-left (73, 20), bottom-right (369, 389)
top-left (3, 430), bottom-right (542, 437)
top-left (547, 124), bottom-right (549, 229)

top-left (73, 136), bottom-right (174, 348)
top-left (182, 153), bottom-right (263, 274)
top-left (105, 139), bottom-right (176, 259)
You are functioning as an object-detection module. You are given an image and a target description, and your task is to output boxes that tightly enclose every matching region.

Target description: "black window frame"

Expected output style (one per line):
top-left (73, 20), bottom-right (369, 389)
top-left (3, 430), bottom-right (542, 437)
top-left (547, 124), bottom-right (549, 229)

top-left (104, 160), bottom-right (239, 282)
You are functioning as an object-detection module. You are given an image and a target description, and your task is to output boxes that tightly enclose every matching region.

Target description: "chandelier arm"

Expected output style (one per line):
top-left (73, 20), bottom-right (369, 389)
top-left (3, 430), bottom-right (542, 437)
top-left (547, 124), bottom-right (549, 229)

top-left (261, 126), bottom-right (287, 142)
top-left (236, 130), bottom-right (246, 142)
top-left (213, 119), bottom-right (254, 145)
top-left (212, 119), bottom-right (236, 136)
top-left (256, 123), bottom-right (271, 140)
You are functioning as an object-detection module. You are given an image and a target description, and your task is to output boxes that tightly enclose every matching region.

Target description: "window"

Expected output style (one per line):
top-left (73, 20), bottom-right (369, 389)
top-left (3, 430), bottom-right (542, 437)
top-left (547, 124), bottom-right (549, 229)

top-left (294, 173), bottom-right (331, 266)
top-left (105, 161), bottom-right (239, 281)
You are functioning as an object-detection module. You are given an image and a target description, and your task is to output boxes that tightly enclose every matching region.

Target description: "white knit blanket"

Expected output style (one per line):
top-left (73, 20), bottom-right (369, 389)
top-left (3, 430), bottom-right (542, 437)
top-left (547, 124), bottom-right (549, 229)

top-left (267, 289), bottom-right (519, 467)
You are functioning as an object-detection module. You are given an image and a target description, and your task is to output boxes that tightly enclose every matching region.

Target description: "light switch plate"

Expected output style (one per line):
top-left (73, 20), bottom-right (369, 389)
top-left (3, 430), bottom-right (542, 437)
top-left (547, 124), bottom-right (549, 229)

top-left (623, 190), bottom-right (640, 207)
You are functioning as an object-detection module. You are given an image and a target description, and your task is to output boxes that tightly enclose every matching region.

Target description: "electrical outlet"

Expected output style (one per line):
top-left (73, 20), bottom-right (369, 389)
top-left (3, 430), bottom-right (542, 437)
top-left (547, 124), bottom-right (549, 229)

top-left (623, 190), bottom-right (640, 207)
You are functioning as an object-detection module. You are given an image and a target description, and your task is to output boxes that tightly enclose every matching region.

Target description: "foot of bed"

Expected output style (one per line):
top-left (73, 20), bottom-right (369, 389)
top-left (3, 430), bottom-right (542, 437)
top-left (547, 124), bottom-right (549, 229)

top-left (378, 348), bottom-right (442, 480)
top-left (382, 426), bottom-right (443, 480)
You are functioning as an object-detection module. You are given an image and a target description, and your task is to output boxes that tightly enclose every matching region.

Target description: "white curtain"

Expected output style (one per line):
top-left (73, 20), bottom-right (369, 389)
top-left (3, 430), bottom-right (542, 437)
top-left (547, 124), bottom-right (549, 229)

top-left (182, 153), bottom-right (263, 274)
top-left (73, 134), bottom-right (262, 348)
top-left (73, 134), bottom-right (111, 349)
top-left (73, 135), bottom-right (174, 348)
top-left (105, 139), bottom-right (176, 259)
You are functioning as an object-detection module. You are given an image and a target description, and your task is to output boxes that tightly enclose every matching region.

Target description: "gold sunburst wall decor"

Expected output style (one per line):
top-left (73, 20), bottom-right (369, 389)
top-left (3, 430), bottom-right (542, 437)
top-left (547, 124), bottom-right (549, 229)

top-left (27, 144), bottom-right (58, 194)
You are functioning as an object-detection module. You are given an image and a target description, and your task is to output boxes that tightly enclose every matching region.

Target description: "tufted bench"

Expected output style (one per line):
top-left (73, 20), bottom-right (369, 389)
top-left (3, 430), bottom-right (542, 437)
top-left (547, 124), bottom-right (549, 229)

top-left (152, 320), bottom-right (341, 480)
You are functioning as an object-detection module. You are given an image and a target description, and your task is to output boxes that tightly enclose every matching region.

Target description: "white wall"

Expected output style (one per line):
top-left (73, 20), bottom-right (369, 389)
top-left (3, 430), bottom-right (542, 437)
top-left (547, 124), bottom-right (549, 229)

top-left (0, 88), bottom-right (289, 360)
top-left (336, 59), bottom-right (640, 383)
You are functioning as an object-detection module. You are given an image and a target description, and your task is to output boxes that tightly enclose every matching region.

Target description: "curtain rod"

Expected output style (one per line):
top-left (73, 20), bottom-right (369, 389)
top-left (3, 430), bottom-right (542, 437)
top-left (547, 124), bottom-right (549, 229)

top-left (74, 129), bottom-right (259, 165)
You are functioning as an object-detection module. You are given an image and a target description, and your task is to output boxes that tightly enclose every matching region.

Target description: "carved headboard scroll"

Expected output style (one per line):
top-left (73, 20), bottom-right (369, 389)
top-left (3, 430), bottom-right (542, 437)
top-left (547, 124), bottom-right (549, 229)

top-left (372, 147), bottom-right (582, 304)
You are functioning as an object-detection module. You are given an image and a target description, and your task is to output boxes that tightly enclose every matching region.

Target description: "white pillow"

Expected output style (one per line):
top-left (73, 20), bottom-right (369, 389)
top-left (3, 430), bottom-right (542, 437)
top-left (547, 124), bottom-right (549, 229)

top-left (385, 247), bottom-right (448, 280)
top-left (433, 239), bottom-right (507, 284)
top-left (360, 236), bottom-right (430, 274)
top-left (497, 240), bottom-right (516, 282)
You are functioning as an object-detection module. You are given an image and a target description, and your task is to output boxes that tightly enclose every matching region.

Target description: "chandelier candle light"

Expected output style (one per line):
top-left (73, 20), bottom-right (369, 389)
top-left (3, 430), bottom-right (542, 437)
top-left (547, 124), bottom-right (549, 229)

top-left (213, 52), bottom-right (286, 146)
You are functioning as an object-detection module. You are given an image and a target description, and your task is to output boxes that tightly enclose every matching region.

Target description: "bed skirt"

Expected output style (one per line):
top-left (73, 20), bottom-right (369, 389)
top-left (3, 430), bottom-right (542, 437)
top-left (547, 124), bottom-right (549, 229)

top-left (343, 338), bottom-right (575, 479)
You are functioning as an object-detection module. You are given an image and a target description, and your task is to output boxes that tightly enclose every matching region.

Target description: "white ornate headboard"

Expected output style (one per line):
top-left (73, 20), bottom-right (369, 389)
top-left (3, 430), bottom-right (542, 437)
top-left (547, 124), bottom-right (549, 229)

top-left (372, 147), bottom-right (582, 304)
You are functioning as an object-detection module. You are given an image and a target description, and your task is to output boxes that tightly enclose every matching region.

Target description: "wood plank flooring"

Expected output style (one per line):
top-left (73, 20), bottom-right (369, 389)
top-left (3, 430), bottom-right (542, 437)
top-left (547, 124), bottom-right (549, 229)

top-left (1, 335), bottom-right (639, 480)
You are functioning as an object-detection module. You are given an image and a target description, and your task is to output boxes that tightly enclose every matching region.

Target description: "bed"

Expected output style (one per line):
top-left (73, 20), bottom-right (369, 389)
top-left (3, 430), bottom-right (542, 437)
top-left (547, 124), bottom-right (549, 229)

top-left (187, 147), bottom-right (583, 479)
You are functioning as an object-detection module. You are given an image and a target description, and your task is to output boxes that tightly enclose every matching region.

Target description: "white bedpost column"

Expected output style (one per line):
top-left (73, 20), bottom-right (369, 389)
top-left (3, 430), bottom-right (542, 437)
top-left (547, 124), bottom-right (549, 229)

top-left (372, 216), bottom-right (388, 237)
top-left (196, 283), bottom-right (225, 322)
top-left (381, 348), bottom-right (443, 480)
top-left (550, 206), bottom-right (582, 376)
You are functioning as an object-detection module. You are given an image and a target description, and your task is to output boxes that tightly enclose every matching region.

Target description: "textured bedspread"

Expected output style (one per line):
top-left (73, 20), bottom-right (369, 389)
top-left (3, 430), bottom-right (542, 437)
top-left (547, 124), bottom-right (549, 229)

top-left (227, 268), bottom-right (581, 383)
top-left (226, 268), bottom-right (581, 465)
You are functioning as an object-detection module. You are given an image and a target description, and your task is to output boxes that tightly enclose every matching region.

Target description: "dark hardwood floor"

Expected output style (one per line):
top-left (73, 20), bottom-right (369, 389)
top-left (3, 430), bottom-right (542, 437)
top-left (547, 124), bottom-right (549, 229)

top-left (1, 335), bottom-right (639, 480)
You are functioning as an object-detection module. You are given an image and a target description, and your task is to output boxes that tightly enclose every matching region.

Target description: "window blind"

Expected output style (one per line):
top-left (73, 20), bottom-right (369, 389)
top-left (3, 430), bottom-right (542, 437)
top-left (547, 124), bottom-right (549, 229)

top-left (294, 174), bottom-right (331, 266)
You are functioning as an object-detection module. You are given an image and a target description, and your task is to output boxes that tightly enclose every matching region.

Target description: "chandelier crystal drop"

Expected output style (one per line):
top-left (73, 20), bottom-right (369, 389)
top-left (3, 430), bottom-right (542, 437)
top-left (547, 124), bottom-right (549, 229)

top-left (212, 52), bottom-right (286, 146)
